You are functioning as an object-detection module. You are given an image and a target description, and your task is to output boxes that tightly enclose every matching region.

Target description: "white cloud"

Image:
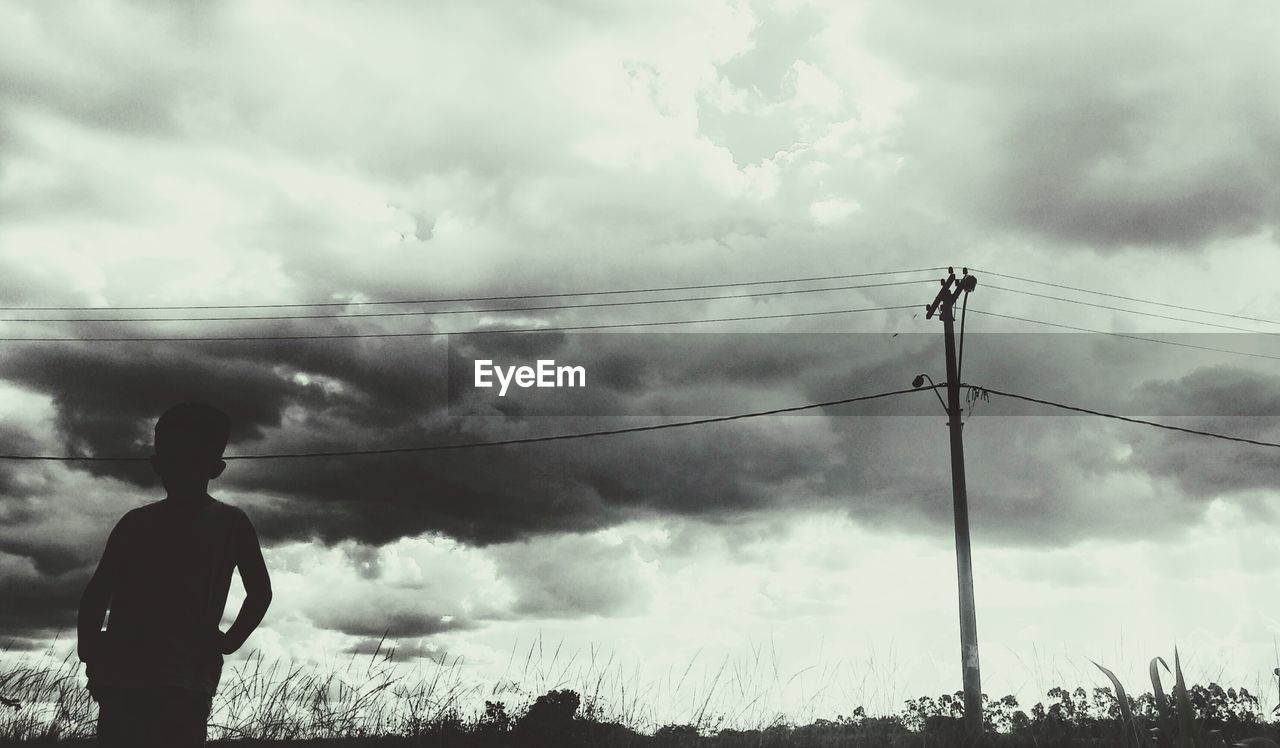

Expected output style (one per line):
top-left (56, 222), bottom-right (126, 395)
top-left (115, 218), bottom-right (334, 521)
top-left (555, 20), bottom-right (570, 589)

top-left (809, 196), bottom-right (861, 225)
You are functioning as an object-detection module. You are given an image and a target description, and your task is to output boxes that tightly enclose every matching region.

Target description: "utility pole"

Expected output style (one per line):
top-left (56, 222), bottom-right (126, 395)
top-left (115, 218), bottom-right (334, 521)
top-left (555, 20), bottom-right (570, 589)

top-left (923, 267), bottom-right (983, 741)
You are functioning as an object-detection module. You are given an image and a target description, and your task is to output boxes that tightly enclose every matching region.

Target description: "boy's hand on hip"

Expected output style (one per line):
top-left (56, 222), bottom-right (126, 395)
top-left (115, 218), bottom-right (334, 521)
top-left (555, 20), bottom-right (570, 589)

top-left (212, 629), bottom-right (236, 655)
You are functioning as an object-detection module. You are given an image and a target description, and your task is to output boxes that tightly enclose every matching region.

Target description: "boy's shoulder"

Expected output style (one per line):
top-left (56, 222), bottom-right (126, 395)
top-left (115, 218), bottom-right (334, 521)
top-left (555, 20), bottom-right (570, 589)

top-left (206, 495), bottom-right (245, 512)
top-left (214, 498), bottom-right (253, 528)
top-left (120, 496), bottom-right (251, 525)
top-left (117, 501), bottom-right (160, 523)
top-left (208, 498), bottom-right (255, 535)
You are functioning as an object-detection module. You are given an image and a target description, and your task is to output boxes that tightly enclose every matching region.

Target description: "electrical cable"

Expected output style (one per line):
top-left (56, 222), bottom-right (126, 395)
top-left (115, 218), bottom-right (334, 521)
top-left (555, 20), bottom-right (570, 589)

top-left (966, 309), bottom-right (1280, 362)
top-left (0, 304), bottom-right (921, 343)
top-left (967, 384), bottom-right (1280, 450)
top-left (0, 279), bottom-right (932, 324)
top-left (983, 284), bottom-right (1279, 335)
top-left (969, 268), bottom-right (1280, 328)
top-left (0, 267), bottom-right (950, 312)
top-left (0, 384), bottom-right (940, 461)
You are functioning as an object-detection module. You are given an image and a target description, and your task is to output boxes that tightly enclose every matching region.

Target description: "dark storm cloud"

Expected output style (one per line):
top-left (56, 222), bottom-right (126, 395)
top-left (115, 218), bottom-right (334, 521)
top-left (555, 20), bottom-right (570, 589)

top-left (6, 321), bottom-right (1277, 561)
top-left (1120, 366), bottom-right (1280, 498)
top-left (866, 1), bottom-right (1280, 249)
top-left (1131, 365), bottom-right (1280, 417)
top-left (0, 327), bottom-right (462, 461)
top-left (0, 421), bottom-right (48, 497)
top-left (0, 342), bottom-right (294, 483)
top-left (231, 445), bottom-right (621, 547)
top-left (955, 362), bottom-right (1280, 543)
top-left (0, 530), bottom-right (91, 578)
top-left (790, 335), bottom-right (1280, 545)
top-left (449, 332), bottom-right (938, 416)
top-left (10, 324), bottom-right (1222, 643)
top-left (0, 566), bottom-right (86, 635)
top-left (227, 409), bottom-right (839, 548)
top-left (6, 263), bottom-right (1279, 561)
top-left (0, 326), bottom-right (853, 551)
top-left (810, 410), bottom-right (1208, 548)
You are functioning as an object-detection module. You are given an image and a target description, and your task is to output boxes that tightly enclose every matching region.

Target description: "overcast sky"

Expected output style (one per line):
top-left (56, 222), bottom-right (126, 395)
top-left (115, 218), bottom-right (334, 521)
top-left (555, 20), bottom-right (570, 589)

top-left (3, 0), bottom-right (1280, 727)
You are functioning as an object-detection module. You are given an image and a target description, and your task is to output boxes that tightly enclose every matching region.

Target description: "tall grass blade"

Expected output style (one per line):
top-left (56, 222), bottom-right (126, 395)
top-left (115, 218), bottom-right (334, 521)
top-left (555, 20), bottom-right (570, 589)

top-left (1091, 659), bottom-right (1152, 748)
top-left (1173, 647), bottom-right (1196, 748)
top-left (1151, 656), bottom-right (1176, 743)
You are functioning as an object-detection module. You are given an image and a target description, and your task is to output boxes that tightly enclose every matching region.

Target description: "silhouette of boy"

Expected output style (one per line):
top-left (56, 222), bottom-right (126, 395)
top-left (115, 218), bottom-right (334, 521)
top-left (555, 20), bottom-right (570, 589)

top-left (77, 403), bottom-right (272, 747)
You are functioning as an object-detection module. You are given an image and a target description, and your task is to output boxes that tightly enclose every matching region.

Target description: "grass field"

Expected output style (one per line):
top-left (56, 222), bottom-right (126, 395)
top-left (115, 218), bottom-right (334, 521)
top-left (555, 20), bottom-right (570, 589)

top-left (2, 640), bottom-right (1278, 747)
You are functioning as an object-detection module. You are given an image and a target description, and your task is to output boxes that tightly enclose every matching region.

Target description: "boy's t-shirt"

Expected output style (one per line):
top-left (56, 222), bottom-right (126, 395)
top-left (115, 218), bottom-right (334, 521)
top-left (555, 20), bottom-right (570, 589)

top-left (87, 495), bottom-right (255, 697)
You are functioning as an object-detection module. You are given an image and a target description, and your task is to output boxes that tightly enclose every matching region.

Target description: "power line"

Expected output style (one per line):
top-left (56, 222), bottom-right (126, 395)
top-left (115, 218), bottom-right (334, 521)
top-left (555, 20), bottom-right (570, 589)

top-left (983, 283), bottom-right (1279, 335)
top-left (967, 308), bottom-right (1280, 362)
top-left (0, 385), bottom-right (938, 461)
top-left (0, 279), bottom-right (933, 324)
top-left (0, 267), bottom-right (949, 312)
top-left (0, 304), bottom-right (922, 343)
top-left (968, 384), bottom-right (1280, 450)
top-left (970, 267), bottom-right (1280, 328)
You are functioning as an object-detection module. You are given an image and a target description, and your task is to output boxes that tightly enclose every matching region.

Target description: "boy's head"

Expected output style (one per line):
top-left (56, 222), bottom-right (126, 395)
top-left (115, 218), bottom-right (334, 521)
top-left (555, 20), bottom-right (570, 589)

top-left (150, 402), bottom-right (230, 494)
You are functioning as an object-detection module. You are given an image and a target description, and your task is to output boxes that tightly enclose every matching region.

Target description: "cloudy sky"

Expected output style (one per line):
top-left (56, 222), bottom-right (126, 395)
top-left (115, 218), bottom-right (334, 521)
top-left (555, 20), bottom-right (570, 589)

top-left (3, 0), bottom-right (1280, 727)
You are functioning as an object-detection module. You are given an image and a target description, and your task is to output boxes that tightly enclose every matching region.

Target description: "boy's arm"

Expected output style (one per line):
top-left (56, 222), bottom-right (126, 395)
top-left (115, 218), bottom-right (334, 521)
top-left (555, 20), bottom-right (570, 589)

top-left (78, 520), bottom-right (126, 665)
top-left (220, 513), bottom-right (272, 655)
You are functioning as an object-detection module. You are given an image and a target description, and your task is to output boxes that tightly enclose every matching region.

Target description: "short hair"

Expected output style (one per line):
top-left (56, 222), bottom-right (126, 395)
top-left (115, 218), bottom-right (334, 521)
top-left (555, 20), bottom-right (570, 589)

top-left (154, 402), bottom-right (230, 458)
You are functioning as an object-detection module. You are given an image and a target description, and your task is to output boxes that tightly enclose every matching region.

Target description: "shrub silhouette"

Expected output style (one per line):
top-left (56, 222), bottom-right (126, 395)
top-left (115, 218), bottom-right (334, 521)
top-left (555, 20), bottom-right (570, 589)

top-left (654, 722), bottom-right (700, 741)
top-left (514, 688), bottom-right (581, 744)
top-left (477, 699), bottom-right (511, 732)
